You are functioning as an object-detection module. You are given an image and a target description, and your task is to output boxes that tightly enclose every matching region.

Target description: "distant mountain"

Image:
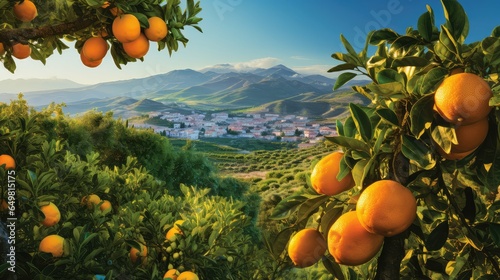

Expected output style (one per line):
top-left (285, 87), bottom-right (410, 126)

top-left (1, 63), bottom-right (371, 119)
top-left (0, 78), bottom-right (85, 94)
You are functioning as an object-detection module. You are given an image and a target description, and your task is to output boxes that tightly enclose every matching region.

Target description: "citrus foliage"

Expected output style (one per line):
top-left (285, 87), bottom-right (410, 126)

top-left (0, 0), bottom-right (202, 72)
top-left (271, 0), bottom-right (500, 278)
top-left (0, 98), bottom-right (275, 279)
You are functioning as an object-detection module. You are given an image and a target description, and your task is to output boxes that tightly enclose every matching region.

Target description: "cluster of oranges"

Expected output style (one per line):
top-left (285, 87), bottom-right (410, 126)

top-left (433, 71), bottom-right (493, 160)
top-left (287, 151), bottom-right (417, 267)
top-left (80, 3), bottom-right (169, 67)
top-left (0, 1), bottom-right (38, 59)
top-left (37, 194), bottom-right (111, 257)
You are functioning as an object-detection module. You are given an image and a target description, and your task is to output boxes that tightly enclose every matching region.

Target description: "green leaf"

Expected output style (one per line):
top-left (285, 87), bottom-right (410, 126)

top-left (296, 195), bottom-right (330, 223)
top-left (492, 26), bottom-right (500, 37)
top-left (349, 103), bottom-right (373, 142)
top-left (325, 136), bottom-right (371, 154)
top-left (402, 135), bottom-right (436, 170)
top-left (322, 256), bottom-right (345, 280)
top-left (431, 123), bottom-right (457, 154)
top-left (328, 63), bottom-right (357, 73)
top-left (270, 195), bottom-right (308, 220)
top-left (80, 232), bottom-right (99, 249)
top-left (340, 34), bottom-right (358, 59)
top-left (391, 56), bottom-right (430, 68)
top-left (271, 227), bottom-right (295, 258)
top-left (336, 119), bottom-right (344, 136)
top-left (366, 82), bottom-right (405, 97)
top-left (320, 204), bottom-right (343, 240)
top-left (420, 67), bottom-right (448, 95)
top-left (343, 117), bottom-right (356, 138)
top-left (410, 94), bottom-right (434, 138)
top-left (441, 0), bottom-right (469, 43)
top-left (418, 6), bottom-right (434, 41)
top-left (389, 36), bottom-right (422, 56)
top-left (489, 223), bottom-right (500, 247)
top-left (377, 69), bottom-right (404, 85)
top-left (481, 36), bottom-right (500, 55)
top-left (370, 28), bottom-right (399, 45)
top-left (425, 221), bottom-right (449, 251)
top-left (439, 24), bottom-right (460, 56)
top-left (334, 72), bottom-right (357, 90)
top-left (377, 108), bottom-right (399, 126)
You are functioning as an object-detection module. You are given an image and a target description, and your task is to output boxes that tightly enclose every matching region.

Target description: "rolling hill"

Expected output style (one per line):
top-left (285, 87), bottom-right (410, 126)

top-left (1, 64), bottom-right (371, 119)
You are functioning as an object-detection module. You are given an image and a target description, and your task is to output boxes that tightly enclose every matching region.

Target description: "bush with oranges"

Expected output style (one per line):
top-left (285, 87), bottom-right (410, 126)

top-left (271, 1), bottom-right (500, 279)
top-left (0, 97), bottom-right (275, 279)
top-left (0, 0), bottom-right (202, 72)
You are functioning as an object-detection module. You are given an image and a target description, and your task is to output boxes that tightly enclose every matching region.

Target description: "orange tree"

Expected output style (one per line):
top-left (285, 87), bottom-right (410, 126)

top-left (270, 0), bottom-right (500, 279)
top-left (0, 0), bottom-right (202, 71)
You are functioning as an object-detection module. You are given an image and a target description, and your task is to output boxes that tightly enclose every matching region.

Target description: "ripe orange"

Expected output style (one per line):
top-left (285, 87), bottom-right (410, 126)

top-left (80, 51), bottom-right (102, 68)
top-left (99, 200), bottom-right (112, 213)
top-left (13, 0), bottom-right (37, 22)
top-left (39, 234), bottom-right (65, 257)
top-left (356, 180), bottom-right (417, 237)
top-left (434, 73), bottom-right (492, 125)
top-left (166, 226), bottom-right (183, 241)
top-left (82, 37), bottom-right (108, 62)
top-left (0, 154), bottom-right (16, 169)
top-left (112, 14), bottom-right (141, 43)
top-left (122, 33), bottom-right (149, 58)
top-left (81, 194), bottom-right (101, 208)
top-left (177, 271), bottom-right (199, 280)
top-left (287, 228), bottom-right (327, 268)
top-left (437, 146), bottom-right (475, 161)
top-left (144, 16), bottom-right (168, 41)
top-left (327, 211), bottom-right (384, 266)
top-left (0, 199), bottom-right (8, 212)
top-left (130, 243), bottom-right (148, 264)
top-left (449, 117), bottom-right (489, 153)
top-left (12, 43), bottom-right (31, 59)
top-left (40, 202), bottom-right (61, 227)
top-left (310, 151), bottom-right (354, 196)
top-left (164, 269), bottom-right (180, 280)
top-left (0, 43), bottom-right (5, 56)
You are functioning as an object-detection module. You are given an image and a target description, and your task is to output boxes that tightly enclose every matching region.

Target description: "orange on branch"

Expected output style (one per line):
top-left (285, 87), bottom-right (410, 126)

top-left (310, 151), bottom-right (354, 196)
top-left (434, 73), bottom-right (492, 125)
top-left (164, 269), bottom-right (180, 280)
top-left (177, 271), bottom-right (199, 280)
top-left (81, 194), bottom-right (101, 208)
top-left (287, 228), bottom-right (327, 268)
top-left (122, 33), bottom-right (149, 58)
top-left (40, 202), bottom-right (61, 227)
top-left (39, 235), bottom-right (65, 257)
top-left (130, 243), bottom-right (148, 265)
top-left (0, 154), bottom-right (16, 169)
top-left (112, 14), bottom-right (141, 43)
top-left (356, 180), bottom-right (417, 237)
top-left (82, 37), bottom-right (108, 62)
top-left (144, 16), bottom-right (168, 41)
top-left (449, 117), bottom-right (489, 153)
top-left (12, 43), bottom-right (31, 59)
top-left (327, 211), bottom-right (384, 266)
top-left (13, 0), bottom-right (37, 22)
top-left (80, 51), bottom-right (102, 68)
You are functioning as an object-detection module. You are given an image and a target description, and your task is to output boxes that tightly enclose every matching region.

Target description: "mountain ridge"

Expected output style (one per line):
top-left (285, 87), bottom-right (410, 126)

top-left (1, 64), bottom-right (371, 120)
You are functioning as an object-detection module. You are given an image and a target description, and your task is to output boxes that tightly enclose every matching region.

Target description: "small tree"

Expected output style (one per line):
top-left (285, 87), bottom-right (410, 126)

top-left (271, 0), bottom-right (500, 279)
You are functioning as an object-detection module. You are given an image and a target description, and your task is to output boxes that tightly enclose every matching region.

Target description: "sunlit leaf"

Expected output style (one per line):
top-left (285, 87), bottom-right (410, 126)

top-left (349, 103), bottom-right (373, 142)
top-left (369, 28), bottom-right (399, 45)
top-left (334, 72), bottom-right (357, 90)
top-left (377, 108), bottom-right (399, 127)
top-left (410, 94), bottom-right (434, 138)
top-left (418, 6), bottom-right (434, 41)
top-left (402, 135), bottom-right (436, 170)
top-left (325, 136), bottom-right (371, 154)
top-left (270, 195), bottom-right (308, 220)
top-left (328, 63), bottom-right (357, 73)
top-left (441, 0), bottom-right (469, 43)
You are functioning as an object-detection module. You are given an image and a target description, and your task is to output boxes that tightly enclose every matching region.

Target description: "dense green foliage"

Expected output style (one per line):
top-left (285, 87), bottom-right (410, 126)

top-left (0, 96), bottom-right (341, 279)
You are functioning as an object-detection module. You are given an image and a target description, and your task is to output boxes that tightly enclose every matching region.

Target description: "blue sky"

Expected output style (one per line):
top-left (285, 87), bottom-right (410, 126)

top-left (1, 0), bottom-right (500, 84)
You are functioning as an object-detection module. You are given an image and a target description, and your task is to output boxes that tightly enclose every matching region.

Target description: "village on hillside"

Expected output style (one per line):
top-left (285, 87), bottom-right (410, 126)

top-left (131, 110), bottom-right (338, 145)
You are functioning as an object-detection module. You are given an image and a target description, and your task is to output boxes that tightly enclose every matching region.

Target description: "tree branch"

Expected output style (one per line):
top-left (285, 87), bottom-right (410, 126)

top-left (0, 15), bottom-right (98, 46)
